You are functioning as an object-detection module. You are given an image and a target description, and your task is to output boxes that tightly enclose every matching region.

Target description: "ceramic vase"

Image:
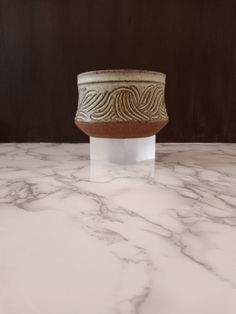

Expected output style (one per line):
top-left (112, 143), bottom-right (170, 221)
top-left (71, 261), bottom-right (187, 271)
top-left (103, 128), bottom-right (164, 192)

top-left (75, 69), bottom-right (168, 138)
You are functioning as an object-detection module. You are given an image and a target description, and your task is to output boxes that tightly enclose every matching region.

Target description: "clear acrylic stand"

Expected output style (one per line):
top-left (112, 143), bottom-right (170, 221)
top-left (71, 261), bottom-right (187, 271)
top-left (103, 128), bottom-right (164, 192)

top-left (90, 136), bottom-right (155, 164)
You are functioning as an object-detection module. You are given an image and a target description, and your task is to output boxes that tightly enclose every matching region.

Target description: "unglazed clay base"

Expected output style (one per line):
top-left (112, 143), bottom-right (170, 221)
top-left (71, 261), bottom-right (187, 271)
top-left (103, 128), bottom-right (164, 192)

top-left (75, 120), bottom-right (168, 138)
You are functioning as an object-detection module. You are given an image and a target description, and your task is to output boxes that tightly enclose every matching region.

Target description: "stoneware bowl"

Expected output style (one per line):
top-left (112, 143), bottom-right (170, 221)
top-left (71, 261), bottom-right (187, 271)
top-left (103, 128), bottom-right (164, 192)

top-left (75, 69), bottom-right (169, 138)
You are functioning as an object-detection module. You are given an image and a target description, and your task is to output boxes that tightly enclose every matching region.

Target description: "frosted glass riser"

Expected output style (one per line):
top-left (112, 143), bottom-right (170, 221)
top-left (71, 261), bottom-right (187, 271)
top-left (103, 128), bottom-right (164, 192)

top-left (90, 136), bottom-right (155, 164)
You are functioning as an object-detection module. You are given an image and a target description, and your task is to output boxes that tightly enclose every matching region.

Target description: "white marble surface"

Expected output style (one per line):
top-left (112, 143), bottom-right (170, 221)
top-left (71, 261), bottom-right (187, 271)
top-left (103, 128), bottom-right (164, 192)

top-left (0, 143), bottom-right (236, 314)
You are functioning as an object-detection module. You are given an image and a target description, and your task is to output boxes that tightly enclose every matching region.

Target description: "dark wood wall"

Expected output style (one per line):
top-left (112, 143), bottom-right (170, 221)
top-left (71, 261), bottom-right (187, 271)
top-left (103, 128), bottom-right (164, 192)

top-left (0, 0), bottom-right (235, 142)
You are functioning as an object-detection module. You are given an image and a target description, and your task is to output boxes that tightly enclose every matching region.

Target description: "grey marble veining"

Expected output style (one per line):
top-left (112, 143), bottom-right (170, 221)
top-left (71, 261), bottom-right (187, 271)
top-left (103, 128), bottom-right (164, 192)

top-left (0, 143), bottom-right (235, 314)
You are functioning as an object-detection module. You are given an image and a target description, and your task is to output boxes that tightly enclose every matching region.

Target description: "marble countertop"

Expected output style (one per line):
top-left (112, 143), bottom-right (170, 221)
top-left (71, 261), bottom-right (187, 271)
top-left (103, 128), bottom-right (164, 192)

top-left (0, 143), bottom-right (236, 314)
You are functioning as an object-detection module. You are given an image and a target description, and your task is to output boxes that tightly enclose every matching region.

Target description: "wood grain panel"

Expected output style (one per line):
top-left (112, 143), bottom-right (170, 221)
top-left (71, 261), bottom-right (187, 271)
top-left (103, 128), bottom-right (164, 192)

top-left (0, 0), bottom-right (235, 142)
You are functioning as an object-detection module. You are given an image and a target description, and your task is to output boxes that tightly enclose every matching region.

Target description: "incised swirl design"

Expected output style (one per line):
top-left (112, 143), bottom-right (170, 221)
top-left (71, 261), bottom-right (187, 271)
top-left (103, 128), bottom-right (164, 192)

top-left (76, 83), bottom-right (168, 122)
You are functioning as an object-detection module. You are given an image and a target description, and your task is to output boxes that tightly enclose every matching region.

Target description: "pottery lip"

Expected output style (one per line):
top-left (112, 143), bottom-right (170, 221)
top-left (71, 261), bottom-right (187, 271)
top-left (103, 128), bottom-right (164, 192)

top-left (77, 69), bottom-right (166, 85)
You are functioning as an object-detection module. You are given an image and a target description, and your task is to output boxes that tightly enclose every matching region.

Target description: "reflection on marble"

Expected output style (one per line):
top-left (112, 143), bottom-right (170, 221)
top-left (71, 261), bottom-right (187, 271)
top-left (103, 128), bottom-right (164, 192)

top-left (0, 143), bottom-right (236, 314)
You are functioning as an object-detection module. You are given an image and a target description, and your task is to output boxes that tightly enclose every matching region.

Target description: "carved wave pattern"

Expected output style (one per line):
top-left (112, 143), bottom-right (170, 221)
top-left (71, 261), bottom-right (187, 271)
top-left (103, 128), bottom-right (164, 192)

top-left (76, 84), bottom-right (168, 122)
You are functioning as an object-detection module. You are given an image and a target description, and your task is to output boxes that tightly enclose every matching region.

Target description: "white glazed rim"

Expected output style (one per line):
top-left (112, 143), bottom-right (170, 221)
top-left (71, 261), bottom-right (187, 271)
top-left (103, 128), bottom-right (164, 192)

top-left (77, 69), bottom-right (166, 85)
